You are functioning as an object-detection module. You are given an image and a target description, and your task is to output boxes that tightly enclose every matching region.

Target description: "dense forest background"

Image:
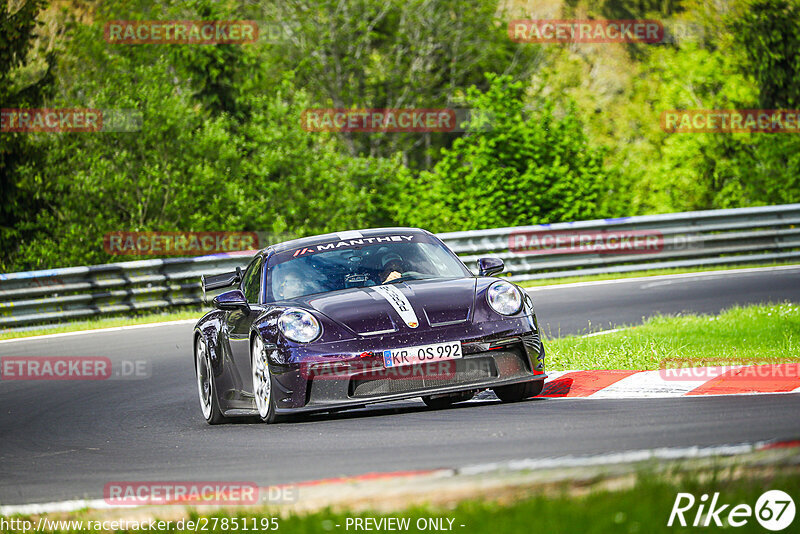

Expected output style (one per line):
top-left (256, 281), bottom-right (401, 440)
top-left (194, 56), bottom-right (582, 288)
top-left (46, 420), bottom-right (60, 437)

top-left (2, 0), bottom-right (799, 271)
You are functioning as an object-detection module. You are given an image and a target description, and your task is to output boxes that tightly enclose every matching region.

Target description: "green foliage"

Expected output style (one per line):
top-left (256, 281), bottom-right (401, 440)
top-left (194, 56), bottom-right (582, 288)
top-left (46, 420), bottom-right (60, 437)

top-left (8, 1), bottom-right (406, 269)
top-left (692, 0), bottom-right (800, 209)
top-left (546, 0), bottom-right (800, 214)
top-left (0, 0), bottom-right (53, 269)
top-left (264, 0), bottom-right (543, 167)
top-left (627, 41), bottom-right (759, 211)
top-left (394, 75), bottom-right (610, 231)
top-left (2, 0), bottom-right (800, 273)
top-left (722, 0), bottom-right (800, 207)
top-left (733, 0), bottom-right (800, 109)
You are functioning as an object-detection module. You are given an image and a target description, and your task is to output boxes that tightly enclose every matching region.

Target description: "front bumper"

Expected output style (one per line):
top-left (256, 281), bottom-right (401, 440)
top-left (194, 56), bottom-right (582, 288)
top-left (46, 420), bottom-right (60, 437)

top-left (268, 318), bottom-right (546, 414)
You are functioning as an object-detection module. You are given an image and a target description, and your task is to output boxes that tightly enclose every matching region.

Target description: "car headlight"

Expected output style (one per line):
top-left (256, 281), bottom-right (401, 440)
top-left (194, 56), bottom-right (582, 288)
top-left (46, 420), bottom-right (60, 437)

top-left (486, 281), bottom-right (522, 316)
top-left (277, 309), bottom-right (321, 343)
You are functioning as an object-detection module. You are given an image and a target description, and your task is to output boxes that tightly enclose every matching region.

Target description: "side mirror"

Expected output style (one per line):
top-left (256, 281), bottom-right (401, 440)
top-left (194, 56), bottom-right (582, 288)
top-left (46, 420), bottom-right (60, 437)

top-left (477, 257), bottom-right (505, 277)
top-left (213, 289), bottom-right (250, 312)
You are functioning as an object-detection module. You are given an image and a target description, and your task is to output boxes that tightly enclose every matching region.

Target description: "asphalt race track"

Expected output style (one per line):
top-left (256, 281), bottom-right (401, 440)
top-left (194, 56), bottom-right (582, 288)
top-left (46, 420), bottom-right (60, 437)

top-left (1, 266), bottom-right (799, 506)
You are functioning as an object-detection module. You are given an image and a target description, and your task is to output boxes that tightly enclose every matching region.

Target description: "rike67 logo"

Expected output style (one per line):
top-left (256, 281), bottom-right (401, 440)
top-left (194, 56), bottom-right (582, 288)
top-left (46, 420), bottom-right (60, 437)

top-left (668, 490), bottom-right (795, 530)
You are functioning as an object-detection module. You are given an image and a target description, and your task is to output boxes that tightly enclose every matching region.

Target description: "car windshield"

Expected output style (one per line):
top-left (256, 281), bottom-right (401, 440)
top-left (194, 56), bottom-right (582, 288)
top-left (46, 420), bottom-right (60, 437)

top-left (267, 237), bottom-right (470, 301)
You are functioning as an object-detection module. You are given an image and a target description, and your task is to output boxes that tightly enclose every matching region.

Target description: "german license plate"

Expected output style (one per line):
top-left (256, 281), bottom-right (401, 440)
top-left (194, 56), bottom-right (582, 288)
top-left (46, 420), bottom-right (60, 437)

top-left (382, 341), bottom-right (463, 368)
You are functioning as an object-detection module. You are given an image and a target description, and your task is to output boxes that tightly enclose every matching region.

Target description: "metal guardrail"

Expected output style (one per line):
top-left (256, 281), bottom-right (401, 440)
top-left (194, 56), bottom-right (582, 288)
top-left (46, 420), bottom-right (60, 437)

top-left (1, 204), bottom-right (799, 329)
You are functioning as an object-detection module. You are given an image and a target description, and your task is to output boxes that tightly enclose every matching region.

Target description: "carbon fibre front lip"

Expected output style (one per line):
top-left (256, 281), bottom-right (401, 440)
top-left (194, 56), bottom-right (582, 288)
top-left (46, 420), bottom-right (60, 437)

top-left (286, 374), bottom-right (547, 414)
top-left (275, 373), bottom-right (547, 415)
top-left (223, 372), bottom-right (547, 417)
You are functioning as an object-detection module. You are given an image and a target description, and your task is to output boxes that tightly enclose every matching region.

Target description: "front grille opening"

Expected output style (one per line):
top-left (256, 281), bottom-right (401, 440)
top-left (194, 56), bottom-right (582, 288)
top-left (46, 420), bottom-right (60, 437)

top-left (348, 357), bottom-right (499, 398)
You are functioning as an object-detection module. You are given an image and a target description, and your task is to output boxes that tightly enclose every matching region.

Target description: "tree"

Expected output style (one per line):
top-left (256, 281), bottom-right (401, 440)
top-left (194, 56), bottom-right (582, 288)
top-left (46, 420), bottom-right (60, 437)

top-left (392, 74), bottom-right (610, 232)
top-left (733, 0), bottom-right (800, 109)
top-left (9, 4), bottom-right (406, 270)
top-left (726, 0), bottom-right (800, 206)
top-left (0, 0), bottom-right (53, 270)
top-left (261, 0), bottom-right (543, 168)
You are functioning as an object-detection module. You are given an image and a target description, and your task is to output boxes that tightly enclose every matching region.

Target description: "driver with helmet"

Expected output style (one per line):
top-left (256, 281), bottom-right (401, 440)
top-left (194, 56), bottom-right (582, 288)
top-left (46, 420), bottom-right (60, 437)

top-left (275, 266), bottom-right (307, 300)
top-left (378, 252), bottom-right (405, 284)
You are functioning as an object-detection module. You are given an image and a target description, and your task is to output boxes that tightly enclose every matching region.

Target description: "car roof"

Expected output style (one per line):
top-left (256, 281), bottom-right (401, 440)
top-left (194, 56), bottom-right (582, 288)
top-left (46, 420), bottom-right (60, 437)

top-left (266, 227), bottom-right (432, 255)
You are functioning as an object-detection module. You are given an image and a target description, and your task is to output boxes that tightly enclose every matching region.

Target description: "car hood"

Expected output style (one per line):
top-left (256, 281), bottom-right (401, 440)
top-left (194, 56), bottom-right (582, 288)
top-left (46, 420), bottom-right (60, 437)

top-left (291, 278), bottom-right (477, 336)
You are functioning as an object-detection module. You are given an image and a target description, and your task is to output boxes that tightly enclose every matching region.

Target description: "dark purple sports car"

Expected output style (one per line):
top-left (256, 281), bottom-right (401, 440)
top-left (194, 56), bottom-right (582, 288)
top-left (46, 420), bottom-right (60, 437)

top-left (193, 228), bottom-right (546, 424)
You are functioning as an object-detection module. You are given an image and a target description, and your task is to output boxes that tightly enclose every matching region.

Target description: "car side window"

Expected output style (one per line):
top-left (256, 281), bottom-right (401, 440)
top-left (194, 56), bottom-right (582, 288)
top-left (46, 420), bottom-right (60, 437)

top-left (241, 256), bottom-right (264, 304)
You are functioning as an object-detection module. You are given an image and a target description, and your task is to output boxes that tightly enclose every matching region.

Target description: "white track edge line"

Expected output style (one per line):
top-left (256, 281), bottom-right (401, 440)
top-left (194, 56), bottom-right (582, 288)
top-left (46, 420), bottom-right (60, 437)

top-left (525, 264), bottom-right (800, 291)
top-left (456, 441), bottom-right (772, 476)
top-left (3, 440), bottom-right (790, 516)
top-left (582, 328), bottom-right (625, 338)
top-left (0, 319), bottom-right (197, 344)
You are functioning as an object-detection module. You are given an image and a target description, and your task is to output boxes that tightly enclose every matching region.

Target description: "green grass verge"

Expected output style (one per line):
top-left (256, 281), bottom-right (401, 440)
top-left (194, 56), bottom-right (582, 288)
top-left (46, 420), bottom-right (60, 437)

top-left (268, 471), bottom-right (798, 534)
top-left (519, 261), bottom-right (800, 287)
top-left (3, 469), bottom-right (797, 533)
top-left (545, 303), bottom-right (800, 371)
top-left (0, 308), bottom-right (205, 341)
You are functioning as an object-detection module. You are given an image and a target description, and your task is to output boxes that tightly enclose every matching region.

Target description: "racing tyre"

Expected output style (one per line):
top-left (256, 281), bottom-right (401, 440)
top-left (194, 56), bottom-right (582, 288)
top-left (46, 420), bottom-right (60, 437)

top-left (196, 335), bottom-right (227, 425)
top-left (252, 336), bottom-right (279, 423)
top-left (493, 379), bottom-right (544, 403)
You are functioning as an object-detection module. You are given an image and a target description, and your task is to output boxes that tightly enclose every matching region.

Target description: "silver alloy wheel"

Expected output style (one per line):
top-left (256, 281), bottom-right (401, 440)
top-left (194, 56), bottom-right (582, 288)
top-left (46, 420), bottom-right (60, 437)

top-left (252, 336), bottom-right (271, 418)
top-left (196, 337), bottom-right (213, 420)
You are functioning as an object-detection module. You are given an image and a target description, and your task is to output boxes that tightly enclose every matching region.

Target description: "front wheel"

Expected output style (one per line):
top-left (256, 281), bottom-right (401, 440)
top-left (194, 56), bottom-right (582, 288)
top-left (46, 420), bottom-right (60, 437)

top-left (252, 336), bottom-right (279, 423)
top-left (493, 379), bottom-right (544, 403)
top-left (196, 335), bottom-right (227, 425)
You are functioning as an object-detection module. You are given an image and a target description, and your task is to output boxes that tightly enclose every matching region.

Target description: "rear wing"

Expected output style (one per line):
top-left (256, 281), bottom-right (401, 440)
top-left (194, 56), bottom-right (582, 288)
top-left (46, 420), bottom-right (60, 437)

top-left (201, 267), bottom-right (242, 302)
